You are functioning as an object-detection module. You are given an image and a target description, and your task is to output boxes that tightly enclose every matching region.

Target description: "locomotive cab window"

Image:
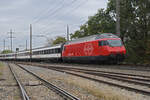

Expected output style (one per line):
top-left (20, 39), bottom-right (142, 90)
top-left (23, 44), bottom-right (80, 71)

top-left (107, 39), bottom-right (122, 47)
top-left (98, 41), bottom-right (108, 46)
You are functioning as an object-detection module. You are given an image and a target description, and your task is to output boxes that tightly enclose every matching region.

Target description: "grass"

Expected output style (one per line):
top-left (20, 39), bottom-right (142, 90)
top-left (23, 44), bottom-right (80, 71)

top-left (0, 62), bottom-right (4, 78)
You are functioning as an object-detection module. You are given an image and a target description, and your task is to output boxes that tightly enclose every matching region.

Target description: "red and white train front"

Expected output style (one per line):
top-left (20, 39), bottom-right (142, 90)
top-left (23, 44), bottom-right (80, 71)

top-left (98, 38), bottom-right (126, 62)
top-left (62, 33), bottom-right (126, 63)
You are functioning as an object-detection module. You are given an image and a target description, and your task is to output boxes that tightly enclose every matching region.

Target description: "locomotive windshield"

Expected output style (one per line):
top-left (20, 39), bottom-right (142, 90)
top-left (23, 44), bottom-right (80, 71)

top-left (107, 39), bottom-right (122, 47)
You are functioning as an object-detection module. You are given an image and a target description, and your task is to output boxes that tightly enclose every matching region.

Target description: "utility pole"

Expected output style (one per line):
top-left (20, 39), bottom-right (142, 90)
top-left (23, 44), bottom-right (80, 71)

top-left (116, 0), bottom-right (120, 37)
top-left (8, 29), bottom-right (14, 52)
top-left (67, 25), bottom-right (69, 41)
top-left (30, 24), bottom-right (32, 62)
top-left (3, 39), bottom-right (5, 51)
top-left (26, 40), bottom-right (27, 50)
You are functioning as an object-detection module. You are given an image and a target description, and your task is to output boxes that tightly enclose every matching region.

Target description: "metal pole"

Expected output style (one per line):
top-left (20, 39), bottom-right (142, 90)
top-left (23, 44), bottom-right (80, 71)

top-left (10, 29), bottom-right (13, 52)
top-left (116, 0), bottom-right (120, 36)
top-left (30, 24), bottom-right (32, 62)
top-left (67, 25), bottom-right (69, 41)
top-left (3, 39), bottom-right (5, 51)
top-left (26, 40), bottom-right (27, 50)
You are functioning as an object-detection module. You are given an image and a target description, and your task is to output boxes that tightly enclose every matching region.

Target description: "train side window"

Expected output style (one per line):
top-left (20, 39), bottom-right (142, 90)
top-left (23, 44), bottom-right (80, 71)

top-left (49, 49), bottom-right (51, 54)
top-left (48, 50), bottom-right (50, 54)
top-left (51, 49), bottom-right (53, 54)
top-left (98, 41), bottom-right (102, 46)
top-left (53, 49), bottom-right (55, 54)
top-left (47, 50), bottom-right (49, 54)
top-left (45, 50), bottom-right (47, 54)
top-left (55, 49), bottom-right (57, 53)
top-left (99, 41), bottom-right (108, 46)
top-left (58, 48), bottom-right (60, 53)
top-left (103, 41), bottom-right (108, 46)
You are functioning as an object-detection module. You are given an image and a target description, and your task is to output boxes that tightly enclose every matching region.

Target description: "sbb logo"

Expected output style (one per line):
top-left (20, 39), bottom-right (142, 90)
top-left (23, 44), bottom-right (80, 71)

top-left (84, 43), bottom-right (93, 56)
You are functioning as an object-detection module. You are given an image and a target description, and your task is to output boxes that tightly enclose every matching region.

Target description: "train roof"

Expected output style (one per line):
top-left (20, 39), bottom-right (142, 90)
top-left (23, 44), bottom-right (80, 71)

top-left (65, 33), bottom-right (119, 45)
top-left (32, 45), bottom-right (61, 52)
top-left (0, 44), bottom-right (62, 56)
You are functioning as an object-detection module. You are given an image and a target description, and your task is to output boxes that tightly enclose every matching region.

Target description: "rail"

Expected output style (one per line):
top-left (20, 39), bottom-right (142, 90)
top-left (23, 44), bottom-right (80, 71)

top-left (16, 64), bottom-right (80, 100)
top-left (8, 64), bottom-right (30, 100)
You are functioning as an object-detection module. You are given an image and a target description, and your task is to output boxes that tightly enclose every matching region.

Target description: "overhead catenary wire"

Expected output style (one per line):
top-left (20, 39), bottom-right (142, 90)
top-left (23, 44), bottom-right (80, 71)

top-left (33, 0), bottom-right (77, 24)
top-left (32, 0), bottom-right (64, 23)
top-left (33, 0), bottom-right (78, 29)
top-left (37, 0), bottom-right (88, 35)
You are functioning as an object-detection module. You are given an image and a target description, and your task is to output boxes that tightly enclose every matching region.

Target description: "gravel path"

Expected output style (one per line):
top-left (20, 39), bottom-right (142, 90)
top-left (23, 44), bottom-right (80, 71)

top-left (10, 63), bottom-right (64, 100)
top-left (21, 64), bottom-right (150, 100)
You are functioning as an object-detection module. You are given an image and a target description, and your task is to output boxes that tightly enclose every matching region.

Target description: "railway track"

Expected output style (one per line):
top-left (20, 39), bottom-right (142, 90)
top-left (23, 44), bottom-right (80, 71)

top-left (21, 64), bottom-right (150, 96)
top-left (8, 64), bottom-right (30, 100)
top-left (48, 68), bottom-right (150, 96)
top-left (48, 66), bottom-right (150, 83)
top-left (18, 62), bottom-right (150, 72)
top-left (15, 64), bottom-right (80, 100)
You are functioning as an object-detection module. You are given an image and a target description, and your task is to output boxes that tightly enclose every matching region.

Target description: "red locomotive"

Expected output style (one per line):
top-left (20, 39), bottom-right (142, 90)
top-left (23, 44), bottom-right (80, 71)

top-left (0, 33), bottom-right (126, 64)
top-left (62, 33), bottom-right (126, 63)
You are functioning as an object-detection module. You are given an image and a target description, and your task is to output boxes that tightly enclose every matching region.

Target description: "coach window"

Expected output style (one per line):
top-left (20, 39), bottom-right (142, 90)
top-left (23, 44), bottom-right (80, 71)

top-left (55, 49), bottom-right (57, 53)
top-left (48, 50), bottom-right (50, 54)
top-left (46, 50), bottom-right (49, 54)
top-left (45, 50), bottom-right (47, 54)
top-left (49, 49), bottom-right (51, 54)
top-left (53, 49), bottom-right (55, 54)
top-left (53, 49), bottom-right (55, 53)
top-left (58, 48), bottom-right (60, 53)
top-left (57, 48), bottom-right (60, 53)
top-left (57, 48), bottom-right (59, 53)
top-left (52, 49), bottom-right (54, 54)
top-left (55, 48), bottom-right (58, 53)
top-left (51, 49), bottom-right (53, 54)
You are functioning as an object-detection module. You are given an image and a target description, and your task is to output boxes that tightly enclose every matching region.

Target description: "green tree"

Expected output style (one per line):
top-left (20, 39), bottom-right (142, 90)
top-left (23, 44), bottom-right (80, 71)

top-left (107, 0), bottom-right (150, 63)
top-left (53, 36), bottom-right (66, 45)
top-left (71, 8), bottom-right (116, 39)
top-left (1, 50), bottom-right (12, 54)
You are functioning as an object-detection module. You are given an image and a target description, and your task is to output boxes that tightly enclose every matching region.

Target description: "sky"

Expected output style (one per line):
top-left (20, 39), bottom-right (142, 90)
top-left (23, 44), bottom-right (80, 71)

top-left (0, 0), bottom-right (108, 51)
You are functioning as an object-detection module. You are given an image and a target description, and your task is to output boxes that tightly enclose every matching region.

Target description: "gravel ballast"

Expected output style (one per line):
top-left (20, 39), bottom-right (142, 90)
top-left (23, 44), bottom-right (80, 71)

top-left (21, 64), bottom-right (150, 100)
top-left (10, 63), bottom-right (64, 100)
top-left (0, 62), bottom-right (21, 100)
